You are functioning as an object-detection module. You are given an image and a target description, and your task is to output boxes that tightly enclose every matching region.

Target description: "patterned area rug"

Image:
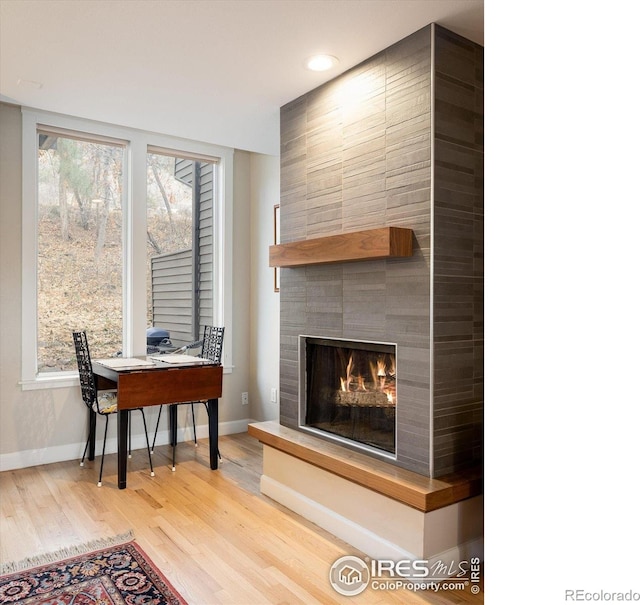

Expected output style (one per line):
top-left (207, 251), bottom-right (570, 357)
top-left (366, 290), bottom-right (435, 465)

top-left (0, 533), bottom-right (187, 605)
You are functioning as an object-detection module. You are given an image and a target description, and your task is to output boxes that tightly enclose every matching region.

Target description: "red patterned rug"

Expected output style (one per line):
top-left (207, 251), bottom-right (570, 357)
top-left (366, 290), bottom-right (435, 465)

top-left (0, 534), bottom-right (187, 605)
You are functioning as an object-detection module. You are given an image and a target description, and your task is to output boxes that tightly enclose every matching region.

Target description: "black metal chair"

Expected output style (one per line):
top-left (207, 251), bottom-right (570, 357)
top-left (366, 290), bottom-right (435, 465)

top-left (73, 331), bottom-right (155, 487)
top-left (151, 326), bottom-right (224, 470)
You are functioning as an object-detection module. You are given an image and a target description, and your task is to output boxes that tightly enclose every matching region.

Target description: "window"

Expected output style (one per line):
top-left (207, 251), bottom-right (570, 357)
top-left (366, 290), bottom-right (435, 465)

top-left (146, 150), bottom-right (218, 347)
top-left (21, 110), bottom-right (234, 389)
top-left (37, 130), bottom-right (125, 372)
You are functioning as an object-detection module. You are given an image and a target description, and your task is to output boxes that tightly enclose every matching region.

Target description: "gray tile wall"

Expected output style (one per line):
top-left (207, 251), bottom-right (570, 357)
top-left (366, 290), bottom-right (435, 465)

top-left (432, 25), bottom-right (484, 475)
top-left (279, 24), bottom-right (483, 478)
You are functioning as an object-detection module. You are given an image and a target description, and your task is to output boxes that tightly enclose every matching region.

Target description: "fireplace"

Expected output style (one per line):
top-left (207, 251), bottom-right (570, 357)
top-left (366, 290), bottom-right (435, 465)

top-left (299, 336), bottom-right (397, 457)
top-left (277, 23), bottom-right (483, 478)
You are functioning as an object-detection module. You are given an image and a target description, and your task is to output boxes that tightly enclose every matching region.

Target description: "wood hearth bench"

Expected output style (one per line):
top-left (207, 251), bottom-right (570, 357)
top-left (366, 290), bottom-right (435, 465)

top-left (248, 421), bottom-right (483, 562)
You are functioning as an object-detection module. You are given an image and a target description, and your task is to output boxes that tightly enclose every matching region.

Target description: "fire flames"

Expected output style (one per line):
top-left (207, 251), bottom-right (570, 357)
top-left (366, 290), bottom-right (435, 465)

top-left (339, 353), bottom-right (396, 405)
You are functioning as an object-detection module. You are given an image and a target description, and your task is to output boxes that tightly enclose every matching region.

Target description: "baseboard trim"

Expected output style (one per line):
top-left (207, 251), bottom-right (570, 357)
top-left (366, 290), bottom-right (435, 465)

top-left (0, 418), bottom-right (253, 471)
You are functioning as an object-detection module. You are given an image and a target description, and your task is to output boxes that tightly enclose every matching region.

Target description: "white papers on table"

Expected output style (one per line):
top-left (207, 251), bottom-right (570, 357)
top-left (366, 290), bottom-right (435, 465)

top-left (149, 354), bottom-right (211, 365)
top-left (94, 357), bottom-right (156, 369)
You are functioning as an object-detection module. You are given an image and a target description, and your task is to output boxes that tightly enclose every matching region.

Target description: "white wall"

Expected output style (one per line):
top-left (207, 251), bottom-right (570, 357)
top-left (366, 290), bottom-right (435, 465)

top-left (249, 153), bottom-right (280, 421)
top-left (0, 103), bottom-right (280, 470)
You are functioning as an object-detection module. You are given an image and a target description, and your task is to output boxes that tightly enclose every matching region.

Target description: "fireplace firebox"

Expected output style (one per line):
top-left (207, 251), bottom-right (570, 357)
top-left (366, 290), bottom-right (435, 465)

top-left (300, 337), bottom-right (397, 456)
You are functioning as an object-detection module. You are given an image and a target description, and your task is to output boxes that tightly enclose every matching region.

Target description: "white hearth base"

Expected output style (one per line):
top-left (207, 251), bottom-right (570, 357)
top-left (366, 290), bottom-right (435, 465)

top-left (260, 445), bottom-right (483, 562)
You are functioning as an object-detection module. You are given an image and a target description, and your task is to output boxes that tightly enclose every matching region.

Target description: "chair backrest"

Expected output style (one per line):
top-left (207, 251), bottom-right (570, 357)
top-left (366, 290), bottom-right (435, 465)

top-left (72, 331), bottom-right (98, 411)
top-left (201, 326), bottom-right (224, 364)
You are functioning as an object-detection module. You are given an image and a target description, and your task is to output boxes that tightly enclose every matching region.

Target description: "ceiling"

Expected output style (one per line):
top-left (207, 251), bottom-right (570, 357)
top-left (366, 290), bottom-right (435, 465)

top-left (0, 0), bottom-right (483, 156)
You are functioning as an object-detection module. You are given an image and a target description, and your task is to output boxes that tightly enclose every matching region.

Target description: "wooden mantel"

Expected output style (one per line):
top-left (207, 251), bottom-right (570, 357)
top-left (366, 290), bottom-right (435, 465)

top-left (269, 226), bottom-right (413, 268)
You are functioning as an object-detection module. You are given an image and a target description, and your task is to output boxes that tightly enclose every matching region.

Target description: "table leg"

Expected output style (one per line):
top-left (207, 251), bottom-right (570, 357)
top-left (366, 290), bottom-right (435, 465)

top-left (88, 410), bottom-right (97, 461)
top-left (208, 398), bottom-right (219, 470)
top-left (169, 404), bottom-right (178, 471)
top-left (169, 405), bottom-right (177, 446)
top-left (117, 410), bottom-right (129, 489)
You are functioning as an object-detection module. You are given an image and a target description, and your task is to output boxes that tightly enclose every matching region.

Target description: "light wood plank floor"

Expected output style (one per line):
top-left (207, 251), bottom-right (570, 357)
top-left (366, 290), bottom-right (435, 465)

top-left (0, 433), bottom-right (483, 604)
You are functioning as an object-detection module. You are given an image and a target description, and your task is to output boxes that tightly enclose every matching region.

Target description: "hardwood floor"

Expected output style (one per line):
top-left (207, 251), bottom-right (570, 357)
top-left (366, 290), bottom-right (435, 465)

top-left (0, 433), bottom-right (484, 604)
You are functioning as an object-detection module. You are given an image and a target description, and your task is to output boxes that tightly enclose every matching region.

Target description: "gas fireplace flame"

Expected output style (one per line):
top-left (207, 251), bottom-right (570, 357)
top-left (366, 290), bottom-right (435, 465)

top-left (340, 355), bottom-right (355, 392)
top-left (371, 359), bottom-right (387, 390)
top-left (338, 352), bottom-right (396, 405)
top-left (388, 357), bottom-right (396, 378)
top-left (357, 375), bottom-right (367, 391)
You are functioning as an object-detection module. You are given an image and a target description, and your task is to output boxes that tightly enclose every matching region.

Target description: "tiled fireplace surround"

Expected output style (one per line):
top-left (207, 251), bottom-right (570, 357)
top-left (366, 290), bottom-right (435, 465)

top-left (278, 23), bottom-right (483, 479)
top-left (251, 23), bottom-right (483, 561)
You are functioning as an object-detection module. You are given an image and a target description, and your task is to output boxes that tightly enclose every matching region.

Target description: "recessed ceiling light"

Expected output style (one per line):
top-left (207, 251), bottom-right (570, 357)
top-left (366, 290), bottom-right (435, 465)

top-left (305, 54), bottom-right (339, 72)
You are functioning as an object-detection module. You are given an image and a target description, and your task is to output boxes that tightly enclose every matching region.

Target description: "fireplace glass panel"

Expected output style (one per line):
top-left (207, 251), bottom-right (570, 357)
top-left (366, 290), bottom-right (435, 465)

top-left (303, 338), bottom-right (396, 455)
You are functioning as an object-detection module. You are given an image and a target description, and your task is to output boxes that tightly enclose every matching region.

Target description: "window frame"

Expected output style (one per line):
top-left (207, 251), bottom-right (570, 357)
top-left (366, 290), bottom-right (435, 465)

top-left (20, 109), bottom-right (234, 390)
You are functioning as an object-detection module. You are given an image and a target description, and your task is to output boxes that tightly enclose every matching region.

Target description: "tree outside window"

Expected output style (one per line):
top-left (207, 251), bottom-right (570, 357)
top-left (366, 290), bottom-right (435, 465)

top-left (37, 132), bottom-right (124, 371)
